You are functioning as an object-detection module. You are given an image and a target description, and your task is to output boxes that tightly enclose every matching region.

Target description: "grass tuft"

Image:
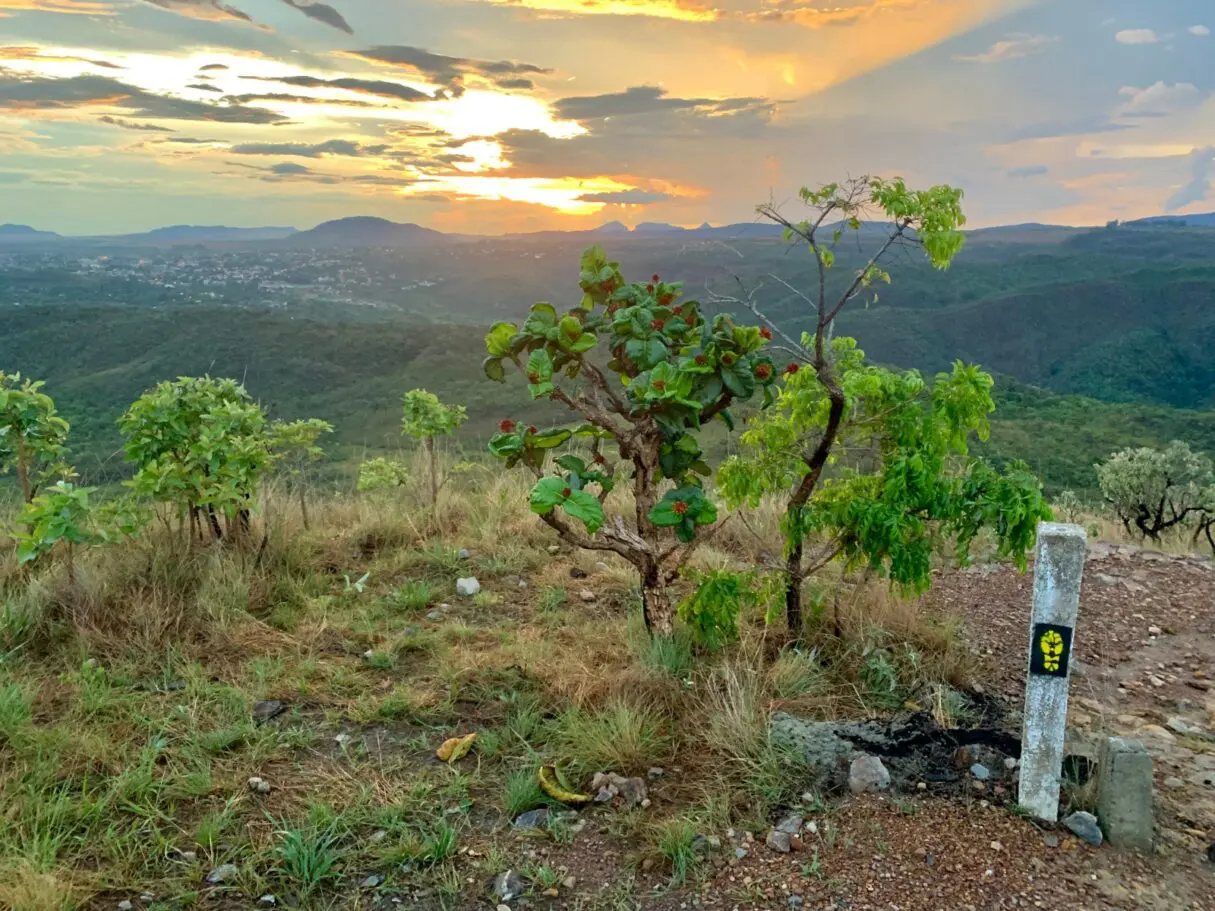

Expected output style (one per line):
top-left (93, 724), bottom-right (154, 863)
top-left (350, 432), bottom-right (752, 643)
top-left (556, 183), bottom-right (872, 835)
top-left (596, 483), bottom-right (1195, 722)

top-left (551, 698), bottom-right (670, 777)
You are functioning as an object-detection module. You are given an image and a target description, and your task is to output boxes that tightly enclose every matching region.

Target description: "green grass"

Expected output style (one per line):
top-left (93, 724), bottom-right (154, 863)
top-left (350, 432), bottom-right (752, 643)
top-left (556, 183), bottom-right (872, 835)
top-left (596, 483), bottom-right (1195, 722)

top-left (551, 699), bottom-right (670, 777)
top-left (653, 816), bottom-right (701, 885)
top-left (392, 580), bottom-right (433, 611)
top-left (537, 586), bottom-right (567, 613)
top-left (272, 819), bottom-right (346, 899)
top-left (503, 765), bottom-right (546, 818)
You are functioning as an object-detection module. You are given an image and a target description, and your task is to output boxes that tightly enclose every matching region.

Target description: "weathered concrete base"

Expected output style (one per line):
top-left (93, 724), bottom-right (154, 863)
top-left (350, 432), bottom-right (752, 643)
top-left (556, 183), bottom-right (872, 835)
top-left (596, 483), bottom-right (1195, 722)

top-left (1096, 736), bottom-right (1154, 852)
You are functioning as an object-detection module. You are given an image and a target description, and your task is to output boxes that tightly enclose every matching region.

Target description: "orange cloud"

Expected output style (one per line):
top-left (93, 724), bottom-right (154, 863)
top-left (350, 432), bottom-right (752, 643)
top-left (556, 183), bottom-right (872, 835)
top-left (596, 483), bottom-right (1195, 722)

top-left (480, 0), bottom-right (716, 21)
top-left (0, 0), bottom-right (111, 11)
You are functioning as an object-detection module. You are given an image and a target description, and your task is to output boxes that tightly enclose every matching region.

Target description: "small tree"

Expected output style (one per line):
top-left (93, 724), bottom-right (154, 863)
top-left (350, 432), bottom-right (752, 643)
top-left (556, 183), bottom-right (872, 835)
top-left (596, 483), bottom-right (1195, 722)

top-left (270, 418), bottom-right (334, 530)
top-left (357, 457), bottom-right (410, 493)
top-left (119, 376), bottom-right (274, 543)
top-left (12, 481), bottom-right (103, 584)
top-left (712, 176), bottom-right (1048, 630)
top-left (1096, 441), bottom-right (1214, 541)
top-left (401, 389), bottom-right (467, 512)
top-left (0, 371), bottom-right (70, 504)
top-left (485, 246), bottom-right (777, 635)
top-left (720, 340), bottom-right (1050, 632)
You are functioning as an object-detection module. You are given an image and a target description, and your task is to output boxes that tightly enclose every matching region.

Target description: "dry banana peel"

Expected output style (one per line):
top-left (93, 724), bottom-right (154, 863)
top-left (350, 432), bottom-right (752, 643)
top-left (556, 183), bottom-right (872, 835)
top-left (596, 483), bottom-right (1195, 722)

top-left (436, 732), bottom-right (477, 763)
top-left (538, 765), bottom-right (591, 805)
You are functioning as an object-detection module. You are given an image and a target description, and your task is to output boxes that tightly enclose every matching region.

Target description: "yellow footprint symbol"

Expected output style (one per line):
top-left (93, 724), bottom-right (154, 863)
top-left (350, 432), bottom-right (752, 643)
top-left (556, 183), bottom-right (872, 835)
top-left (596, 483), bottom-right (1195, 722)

top-left (1040, 630), bottom-right (1065, 672)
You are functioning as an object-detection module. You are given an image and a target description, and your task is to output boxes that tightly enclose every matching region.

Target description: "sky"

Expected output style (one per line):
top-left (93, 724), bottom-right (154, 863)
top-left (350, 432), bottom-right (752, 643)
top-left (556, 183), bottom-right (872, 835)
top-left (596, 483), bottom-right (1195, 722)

top-left (0, 0), bottom-right (1213, 234)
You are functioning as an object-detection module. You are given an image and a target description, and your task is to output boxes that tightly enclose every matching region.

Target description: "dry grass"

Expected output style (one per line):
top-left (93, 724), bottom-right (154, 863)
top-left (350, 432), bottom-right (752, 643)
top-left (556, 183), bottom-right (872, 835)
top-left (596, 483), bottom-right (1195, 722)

top-left (0, 454), bottom-right (991, 908)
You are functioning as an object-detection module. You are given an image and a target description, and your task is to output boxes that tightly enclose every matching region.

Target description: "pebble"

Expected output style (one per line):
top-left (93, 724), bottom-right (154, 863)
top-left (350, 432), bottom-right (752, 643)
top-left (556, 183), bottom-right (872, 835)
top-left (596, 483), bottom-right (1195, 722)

top-left (1148, 625), bottom-right (1163, 636)
top-left (970, 763), bottom-right (990, 781)
top-left (1004, 757), bottom-right (1018, 770)
top-left (205, 863), bottom-right (239, 884)
top-left (247, 776), bottom-right (271, 794)
top-left (766, 830), bottom-right (792, 853)
top-left (805, 821), bottom-right (817, 834)
top-left (1044, 834), bottom-right (1060, 848)
top-left (788, 897), bottom-right (803, 908)
top-left (259, 896), bottom-right (276, 906)
top-left (648, 767), bottom-right (665, 779)
top-left (595, 562), bottom-right (609, 571)
top-left (1165, 776), bottom-right (1185, 788)
top-left (456, 577), bottom-right (481, 596)
top-left (252, 699), bottom-right (286, 724)
top-left (848, 755), bottom-right (891, 794)
top-left (775, 814), bottom-right (804, 835)
top-left (542, 888), bottom-right (559, 898)
top-left (513, 808), bottom-right (550, 829)
top-left (569, 567), bottom-right (588, 579)
top-left (579, 589), bottom-right (597, 603)
top-left (547, 545), bottom-right (560, 554)
top-left (1062, 811), bottom-right (1104, 847)
top-left (563, 876), bottom-right (576, 889)
top-left (118, 902), bottom-right (132, 911)
top-left (735, 847), bottom-right (748, 859)
top-left (360, 874), bottom-right (384, 888)
top-left (368, 829), bottom-right (388, 843)
top-left (457, 548), bottom-right (471, 559)
top-left (492, 870), bottom-right (525, 902)
top-left (139, 894), bottom-right (154, 903)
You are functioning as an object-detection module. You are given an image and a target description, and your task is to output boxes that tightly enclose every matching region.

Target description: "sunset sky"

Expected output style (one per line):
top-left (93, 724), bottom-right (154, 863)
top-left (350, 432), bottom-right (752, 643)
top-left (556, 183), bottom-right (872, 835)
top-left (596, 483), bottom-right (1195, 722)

top-left (0, 0), bottom-right (1212, 234)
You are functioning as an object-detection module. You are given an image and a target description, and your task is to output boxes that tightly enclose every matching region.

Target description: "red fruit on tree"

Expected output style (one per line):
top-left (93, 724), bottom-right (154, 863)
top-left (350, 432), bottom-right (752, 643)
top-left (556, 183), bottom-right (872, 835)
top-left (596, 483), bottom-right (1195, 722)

top-left (651, 318), bottom-right (665, 330)
top-left (673, 501), bottom-right (688, 515)
top-left (527, 425), bottom-right (538, 434)
top-left (760, 327), bottom-right (773, 341)
top-left (499, 419), bottom-right (516, 433)
top-left (784, 362), bottom-right (800, 376)
top-left (561, 487), bottom-right (572, 498)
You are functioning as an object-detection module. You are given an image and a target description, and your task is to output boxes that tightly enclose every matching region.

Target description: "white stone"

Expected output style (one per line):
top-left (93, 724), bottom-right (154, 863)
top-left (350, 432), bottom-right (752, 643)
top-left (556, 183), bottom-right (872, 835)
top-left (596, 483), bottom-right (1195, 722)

top-left (456, 577), bottom-right (481, 597)
top-left (1019, 522), bottom-right (1087, 822)
top-left (579, 589), bottom-right (597, 603)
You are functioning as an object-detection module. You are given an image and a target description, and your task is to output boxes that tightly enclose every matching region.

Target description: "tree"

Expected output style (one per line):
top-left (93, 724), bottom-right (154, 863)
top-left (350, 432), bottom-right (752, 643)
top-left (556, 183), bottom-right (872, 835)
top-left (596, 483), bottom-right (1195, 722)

top-left (1096, 441), bottom-right (1214, 541)
top-left (0, 371), bottom-right (70, 504)
top-left (720, 339), bottom-right (1050, 632)
top-left (713, 176), bottom-right (1046, 630)
top-left (485, 245), bottom-right (777, 635)
top-left (119, 376), bottom-right (274, 543)
top-left (401, 389), bottom-right (467, 513)
top-left (12, 481), bottom-right (103, 584)
top-left (270, 418), bottom-right (333, 530)
top-left (357, 457), bottom-right (410, 493)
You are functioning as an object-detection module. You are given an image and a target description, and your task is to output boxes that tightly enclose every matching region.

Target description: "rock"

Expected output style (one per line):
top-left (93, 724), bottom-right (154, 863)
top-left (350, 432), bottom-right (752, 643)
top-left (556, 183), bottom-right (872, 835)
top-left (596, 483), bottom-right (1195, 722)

top-left (360, 874), bottom-right (384, 888)
top-left (259, 896), bottom-right (276, 906)
top-left (252, 700), bottom-right (286, 724)
top-left (426, 610), bottom-right (445, 621)
top-left (788, 896), bottom-right (804, 908)
top-left (118, 901), bottom-right (133, 911)
top-left (457, 548), bottom-right (471, 560)
top-left (1149, 625), bottom-right (1163, 636)
top-left (641, 858), bottom-right (656, 872)
top-left (707, 834), bottom-right (722, 848)
top-left (562, 876), bottom-right (576, 889)
top-left (1138, 724), bottom-right (1176, 742)
top-left (1167, 717), bottom-right (1194, 735)
top-left (547, 545), bottom-right (560, 555)
top-left (569, 567), bottom-right (588, 579)
top-left (769, 713), bottom-right (857, 786)
top-left (1044, 835), bottom-right (1059, 848)
top-left (492, 870), bottom-right (526, 902)
top-left (805, 821), bottom-right (817, 834)
top-left (139, 895), bottom-right (154, 903)
top-left (247, 776), bottom-right (271, 794)
top-left (178, 850), bottom-right (198, 863)
top-left (690, 834), bottom-right (709, 853)
top-left (513, 808), bottom-right (550, 829)
top-left (206, 863), bottom-right (239, 884)
top-left (1004, 757), bottom-right (1018, 771)
top-left (1165, 776), bottom-right (1185, 788)
top-left (775, 814), bottom-right (804, 835)
top-left (579, 589), bottom-right (597, 603)
top-left (647, 767), bottom-right (665, 779)
top-left (542, 888), bottom-right (559, 898)
top-left (765, 830), bottom-right (792, 853)
top-left (334, 733), bottom-right (352, 747)
top-left (970, 764), bottom-right (990, 781)
top-left (594, 787), bottom-right (614, 803)
top-left (734, 847), bottom-right (748, 859)
top-left (848, 755), bottom-right (890, 794)
top-left (1062, 811), bottom-right (1104, 847)
top-left (595, 562), bottom-right (609, 571)
top-left (368, 829), bottom-right (388, 843)
top-left (456, 577), bottom-right (481, 597)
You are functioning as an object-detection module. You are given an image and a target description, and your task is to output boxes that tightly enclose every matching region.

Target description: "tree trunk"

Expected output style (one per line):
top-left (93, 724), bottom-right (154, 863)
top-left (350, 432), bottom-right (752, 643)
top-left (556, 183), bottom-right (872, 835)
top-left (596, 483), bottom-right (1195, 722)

top-left (426, 437), bottom-right (439, 507)
top-left (206, 506), bottom-right (223, 541)
top-left (298, 485), bottom-right (310, 531)
top-left (785, 539), bottom-right (804, 634)
top-left (641, 561), bottom-right (675, 636)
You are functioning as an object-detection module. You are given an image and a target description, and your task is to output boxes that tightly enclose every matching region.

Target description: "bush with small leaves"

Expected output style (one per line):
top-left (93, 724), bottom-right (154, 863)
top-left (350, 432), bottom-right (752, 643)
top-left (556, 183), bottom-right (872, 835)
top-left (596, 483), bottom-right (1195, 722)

top-left (401, 388), bottom-right (467, 510)
top-left (0, 371), bottom-right (70, 503)
top-left (1096, 441), bottom-right (1214, 543)
top-left (713, 177), bottom-right (1049, 631)
top-left (484, 246), bottom-right (777, 635)
top-left (357, 457), bottom-right (410, 493)
top-left (11, 481), bottom-right (103, 583)
top-left (270, 418), bottom-right (333, 530)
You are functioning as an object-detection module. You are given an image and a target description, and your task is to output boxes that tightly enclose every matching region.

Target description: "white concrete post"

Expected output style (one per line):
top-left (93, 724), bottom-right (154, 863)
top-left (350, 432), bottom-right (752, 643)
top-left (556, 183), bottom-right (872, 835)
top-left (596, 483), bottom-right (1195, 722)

top-left (1018, 522), bottom-right (1087, 822)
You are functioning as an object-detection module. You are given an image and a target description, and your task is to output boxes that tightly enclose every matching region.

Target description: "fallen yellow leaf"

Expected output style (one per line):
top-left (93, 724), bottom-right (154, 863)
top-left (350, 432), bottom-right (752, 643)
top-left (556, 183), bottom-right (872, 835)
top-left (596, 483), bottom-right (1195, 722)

top-left (436, 732), bottom-right (477, 763)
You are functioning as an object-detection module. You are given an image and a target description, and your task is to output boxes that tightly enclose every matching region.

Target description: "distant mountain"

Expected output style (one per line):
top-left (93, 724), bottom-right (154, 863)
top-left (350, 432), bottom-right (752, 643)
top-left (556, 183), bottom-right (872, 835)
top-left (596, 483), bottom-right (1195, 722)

top-left (288, 216), bottom-right (449, 248)
top-left (633, 222), bottom-right (687, 235)
top-left (0, 224), bottom-right (59, 241)
top-left (1130, 213), bottom-right (1215, 228)
top-left (121, 225), bottom-right (298, 243)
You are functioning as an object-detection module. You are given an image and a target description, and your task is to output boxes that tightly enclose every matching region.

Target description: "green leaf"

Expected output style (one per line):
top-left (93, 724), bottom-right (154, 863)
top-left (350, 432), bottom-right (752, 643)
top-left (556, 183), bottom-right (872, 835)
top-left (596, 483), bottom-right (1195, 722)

top-left (563, 489), bottom-right (604, 533)
top-left (488, 432), bottom-right (523, 459)
top-left (529, 428), bottom-right (572, 449)
top-left (485, 322), bottom-right (518, 357)
top-left (555, 454), bottom-right (588, 474)
top-left (483, 356), bottom-right (506, 383)
top-left (529, 477), bottom-right (568, 514)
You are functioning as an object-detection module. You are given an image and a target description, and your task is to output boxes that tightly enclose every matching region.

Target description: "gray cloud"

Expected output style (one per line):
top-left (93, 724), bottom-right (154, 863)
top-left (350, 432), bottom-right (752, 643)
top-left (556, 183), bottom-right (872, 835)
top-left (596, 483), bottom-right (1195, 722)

top-left (1007, 165), bottom-right (1048, 178)
top-left (1166, 146), bottom-right (1215, 211)
top-left (280, 0), bottom-right (352, 34)
top-left (348, 45), bottom-right (550, 94)
top-left (98, 115), bottom-right (175, 132)
top-left (199, 64), bottom-right (229, 72)
top-left (224, 91), bottom-right (375, 107)
top-left (578, 189), bottom-right (672, 204)
top-left (553, 85), bottom-right (765, 121)
top-left (187, 83), bottom-right (223, 93)
top-left (248, 74), bottom-right (435, 102)
top-left (270, 161), bottom-right (310, 175)
top-left (1003, 116), bottom-right (1137, 142)
top-left (229, 138), bottom-right (388, 157)
top-left (955, 34), bottom-right (1058, 64)
top-left (138, 0), bottom-right (353, 32)
top-left (496, 78), bottom-right (534, 91)
top-left (0, 73), bottom-right (286, 124)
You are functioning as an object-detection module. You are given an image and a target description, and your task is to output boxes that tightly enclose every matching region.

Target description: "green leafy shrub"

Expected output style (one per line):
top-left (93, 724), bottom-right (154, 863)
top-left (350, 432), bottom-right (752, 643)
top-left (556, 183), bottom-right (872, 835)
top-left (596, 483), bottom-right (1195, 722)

top-left (677, 569), bottom-right (763, 649)
top-left (485, 246), bottom-right (776, 634)
top-left (118, 376), bottom-right (273, 543)
top-left (1096, 440), bottom-right (1214, 543)
top-left (270, 418), bottom-right (333, 530)
top-left (357, 457), bottom-right (409, 493)
top-left (402, 388), bottom-right (467, 511)
top-left (0, 371), bottom-right (70, 503)
top-left (719, 177), bottom-right (1050, 631)
top-left (11, 481), bottom-right (104, 582)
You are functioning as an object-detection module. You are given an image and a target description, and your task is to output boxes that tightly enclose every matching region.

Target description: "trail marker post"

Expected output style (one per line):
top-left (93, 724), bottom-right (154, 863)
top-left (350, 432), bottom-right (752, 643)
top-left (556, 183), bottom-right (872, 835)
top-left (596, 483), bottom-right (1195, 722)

top-left (1018, 522), bottom-right (1087, 822)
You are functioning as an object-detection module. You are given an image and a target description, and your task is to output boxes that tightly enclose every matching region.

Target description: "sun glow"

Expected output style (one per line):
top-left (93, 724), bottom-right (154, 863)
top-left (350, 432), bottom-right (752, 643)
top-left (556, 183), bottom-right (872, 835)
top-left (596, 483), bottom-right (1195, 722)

top-left (401, 175), bottom-right (640, 213)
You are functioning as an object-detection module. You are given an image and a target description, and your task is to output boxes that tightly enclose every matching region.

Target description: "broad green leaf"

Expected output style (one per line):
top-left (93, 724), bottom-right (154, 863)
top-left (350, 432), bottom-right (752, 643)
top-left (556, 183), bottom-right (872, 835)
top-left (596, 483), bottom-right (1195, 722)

top-left (563, 489), bottom-right (604, 533)
top-left (529, 477), bottom-right (568, 514)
